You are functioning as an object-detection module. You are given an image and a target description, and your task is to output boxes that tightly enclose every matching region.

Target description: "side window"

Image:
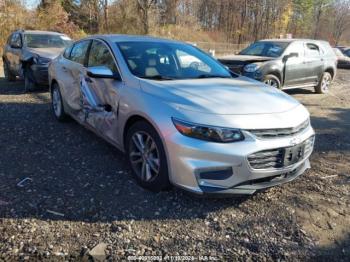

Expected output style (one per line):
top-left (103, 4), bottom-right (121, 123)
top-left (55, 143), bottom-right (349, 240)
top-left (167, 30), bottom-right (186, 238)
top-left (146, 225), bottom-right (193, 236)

top-left (70, 40), bottom-right (91, 65)
top-left (63, 45), bottom-right (73, 59)
top-left (88, 40), bottom-right (117, 73)
top-left (285, 42), bottom-right (304, 57)
top-left (10, 33), bottom-right (22, 47)
top-left (306, 43), bottom-right (320, 57)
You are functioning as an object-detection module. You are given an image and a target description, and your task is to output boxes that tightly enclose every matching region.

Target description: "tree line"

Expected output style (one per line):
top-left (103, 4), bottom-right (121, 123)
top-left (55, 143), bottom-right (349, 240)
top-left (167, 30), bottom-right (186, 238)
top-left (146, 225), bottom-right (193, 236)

top-left (1, 0), bottom-right (350, 54)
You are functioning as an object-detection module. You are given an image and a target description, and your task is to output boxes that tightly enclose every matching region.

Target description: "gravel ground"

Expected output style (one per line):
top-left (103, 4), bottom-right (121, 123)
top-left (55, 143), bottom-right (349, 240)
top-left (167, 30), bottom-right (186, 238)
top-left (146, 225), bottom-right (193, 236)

top-left (0, 66), bottom-right (349, 261)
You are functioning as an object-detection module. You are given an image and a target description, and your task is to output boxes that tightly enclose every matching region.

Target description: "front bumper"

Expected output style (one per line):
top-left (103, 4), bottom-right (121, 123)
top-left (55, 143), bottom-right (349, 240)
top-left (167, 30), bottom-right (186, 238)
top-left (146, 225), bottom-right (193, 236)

top-left (166, 125), bottom-right (315, 195)
top-left (31, 64), bottom-right (49, 85)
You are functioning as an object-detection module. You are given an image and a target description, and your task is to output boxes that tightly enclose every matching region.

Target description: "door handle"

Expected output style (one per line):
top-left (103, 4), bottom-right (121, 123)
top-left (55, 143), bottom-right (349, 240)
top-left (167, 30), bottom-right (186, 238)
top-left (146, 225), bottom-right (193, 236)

top-left (62, 66), bottom-right (67, 72)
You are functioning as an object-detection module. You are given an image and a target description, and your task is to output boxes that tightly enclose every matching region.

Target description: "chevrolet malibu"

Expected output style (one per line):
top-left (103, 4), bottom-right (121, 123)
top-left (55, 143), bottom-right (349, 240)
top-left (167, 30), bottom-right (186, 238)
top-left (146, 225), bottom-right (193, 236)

top-left (48, 35), bottom-right (315, 195)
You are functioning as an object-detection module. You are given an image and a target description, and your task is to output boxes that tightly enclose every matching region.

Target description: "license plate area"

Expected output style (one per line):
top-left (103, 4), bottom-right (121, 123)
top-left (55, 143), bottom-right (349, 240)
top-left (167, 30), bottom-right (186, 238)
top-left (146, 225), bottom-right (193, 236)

top-left (283, 144), bottom-right (305, 166)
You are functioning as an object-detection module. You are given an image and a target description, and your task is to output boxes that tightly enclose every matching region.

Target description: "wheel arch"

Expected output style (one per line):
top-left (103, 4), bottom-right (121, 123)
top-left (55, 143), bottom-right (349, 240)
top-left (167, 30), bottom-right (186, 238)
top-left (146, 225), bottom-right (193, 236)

top-left (266, 70), bottom-right (282, 83)
top-left (324, 67), bottom-right (335, 79)
top-left (50, 78), bottom-right (58, 93)
top-left (123, 115), bottom-right (155, 149)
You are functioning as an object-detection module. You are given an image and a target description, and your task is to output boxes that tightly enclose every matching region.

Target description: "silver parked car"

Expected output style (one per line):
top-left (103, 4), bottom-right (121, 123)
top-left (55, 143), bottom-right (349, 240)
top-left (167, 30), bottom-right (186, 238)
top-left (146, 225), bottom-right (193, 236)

top-left (48, 35), bottom-right (315, 195)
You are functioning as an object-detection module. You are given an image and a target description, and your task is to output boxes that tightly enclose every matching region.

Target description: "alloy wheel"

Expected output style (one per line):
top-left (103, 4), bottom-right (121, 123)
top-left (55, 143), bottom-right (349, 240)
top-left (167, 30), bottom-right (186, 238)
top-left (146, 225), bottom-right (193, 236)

top-left (129, 131), bottom-right (160, 182)
top-left (264, 79), bottom-right (279, 88)
top-left (321, 74), bottom-right (331, 93)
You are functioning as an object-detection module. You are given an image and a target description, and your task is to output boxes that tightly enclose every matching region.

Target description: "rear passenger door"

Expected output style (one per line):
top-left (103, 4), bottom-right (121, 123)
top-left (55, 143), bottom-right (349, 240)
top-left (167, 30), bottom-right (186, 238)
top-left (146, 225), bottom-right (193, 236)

top-left (303, 43), bottom-right (324, 84)
top-left (59, 39), bottom-right (91, 120)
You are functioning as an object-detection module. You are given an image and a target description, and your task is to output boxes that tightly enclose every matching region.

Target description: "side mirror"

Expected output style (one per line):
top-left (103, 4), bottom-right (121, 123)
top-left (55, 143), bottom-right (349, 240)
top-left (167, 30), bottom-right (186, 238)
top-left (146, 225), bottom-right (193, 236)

top-left (11, 42), bottom-right (22, 49)
top-left (87, 66), bottom-right (120, 80)
top-left (283, 52), bottom-right (299, 62)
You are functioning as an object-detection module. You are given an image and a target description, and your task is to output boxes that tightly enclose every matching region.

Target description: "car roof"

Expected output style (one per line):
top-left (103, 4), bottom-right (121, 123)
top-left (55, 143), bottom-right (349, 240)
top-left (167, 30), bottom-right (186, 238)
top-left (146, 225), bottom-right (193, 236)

top-left (20, 30), bottom-right (66, 36)
top-left (259, 38), bottom-right (327, 43)
top-left (84, 34), bottom-right (183, 44)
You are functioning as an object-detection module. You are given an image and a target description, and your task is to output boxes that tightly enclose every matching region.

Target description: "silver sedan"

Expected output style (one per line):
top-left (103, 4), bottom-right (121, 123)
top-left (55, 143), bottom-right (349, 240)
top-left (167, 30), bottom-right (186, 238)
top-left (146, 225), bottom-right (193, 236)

top-left (48, 35), bottom-right (315, 195)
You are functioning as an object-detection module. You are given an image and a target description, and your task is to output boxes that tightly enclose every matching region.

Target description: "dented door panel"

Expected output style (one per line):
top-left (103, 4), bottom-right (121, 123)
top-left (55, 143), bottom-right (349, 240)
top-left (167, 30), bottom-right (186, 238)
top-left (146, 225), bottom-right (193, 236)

top-left (79, 76), bottom-right (122, 143)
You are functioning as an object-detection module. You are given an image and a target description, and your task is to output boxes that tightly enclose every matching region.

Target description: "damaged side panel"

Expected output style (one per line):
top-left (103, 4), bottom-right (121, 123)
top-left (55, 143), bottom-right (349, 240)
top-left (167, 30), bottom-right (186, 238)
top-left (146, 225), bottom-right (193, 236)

top-left (77, 75), bottom-right (122, 144)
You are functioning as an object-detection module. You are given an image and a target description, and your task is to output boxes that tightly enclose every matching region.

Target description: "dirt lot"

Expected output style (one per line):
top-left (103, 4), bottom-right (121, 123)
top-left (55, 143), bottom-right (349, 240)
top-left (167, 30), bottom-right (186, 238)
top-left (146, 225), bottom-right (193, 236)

top-left (0, 64), bottom-right (349, 261)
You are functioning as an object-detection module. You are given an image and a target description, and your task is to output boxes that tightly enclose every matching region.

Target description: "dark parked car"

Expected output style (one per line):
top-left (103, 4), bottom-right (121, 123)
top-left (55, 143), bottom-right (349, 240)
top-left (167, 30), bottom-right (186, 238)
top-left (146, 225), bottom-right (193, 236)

top-left (333, 48), bottom-right (350, 69)
top-left (219, 39), bottom-right (337, 94)
top-left (342, 48), bottom-right (350, 57)
top-left (2, 30), bottom-right (72, 91)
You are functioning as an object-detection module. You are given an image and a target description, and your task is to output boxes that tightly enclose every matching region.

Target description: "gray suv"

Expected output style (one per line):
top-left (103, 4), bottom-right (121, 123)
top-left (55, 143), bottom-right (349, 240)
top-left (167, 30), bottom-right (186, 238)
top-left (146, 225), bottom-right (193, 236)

top-left (2, 30), bottom-right (72, 91)
top-left (219, 39), bottom-right (337, 94)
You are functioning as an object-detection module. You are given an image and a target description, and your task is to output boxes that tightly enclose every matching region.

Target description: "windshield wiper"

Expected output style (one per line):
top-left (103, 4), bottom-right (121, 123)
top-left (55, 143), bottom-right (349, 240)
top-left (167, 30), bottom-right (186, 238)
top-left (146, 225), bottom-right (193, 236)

top-left (196, 74), bottom-right (231, 79)
top-left (140, 75), bottom-right (175, 80)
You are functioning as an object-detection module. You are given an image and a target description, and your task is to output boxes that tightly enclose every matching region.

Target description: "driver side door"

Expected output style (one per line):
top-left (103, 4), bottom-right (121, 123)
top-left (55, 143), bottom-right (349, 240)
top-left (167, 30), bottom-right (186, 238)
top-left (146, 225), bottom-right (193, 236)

top-left (83, 39), bottom-right (123, 143)
top-left (283, 41), bottom-right (307, 87)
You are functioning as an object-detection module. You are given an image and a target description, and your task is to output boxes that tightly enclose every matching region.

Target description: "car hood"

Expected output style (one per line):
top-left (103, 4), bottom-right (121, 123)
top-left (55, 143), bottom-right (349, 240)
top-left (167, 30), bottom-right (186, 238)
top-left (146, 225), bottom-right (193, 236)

top-left (26, 47), bottom-right (64, 59)
top-left (219, 55), bottom-right (274, 63)
top-left (140, 76), bottom-right (300, 115)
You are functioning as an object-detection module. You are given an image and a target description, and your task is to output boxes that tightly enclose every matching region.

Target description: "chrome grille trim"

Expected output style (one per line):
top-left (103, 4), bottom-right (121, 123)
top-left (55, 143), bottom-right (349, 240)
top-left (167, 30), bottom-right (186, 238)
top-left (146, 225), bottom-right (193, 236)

top-left (248, 119), bottom-right (310, 139)
top-left (248, 136), bottom-right (314, 170)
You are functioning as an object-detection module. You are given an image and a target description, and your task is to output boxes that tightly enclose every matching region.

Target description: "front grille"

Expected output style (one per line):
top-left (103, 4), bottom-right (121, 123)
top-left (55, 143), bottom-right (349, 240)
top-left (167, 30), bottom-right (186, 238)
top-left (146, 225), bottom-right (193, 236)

top-left (248, 119), bottom-right (309, 139)
top-left (248, 148), bottom-right (284, 169)
top-left (248, 136), bottom-right (314, 170)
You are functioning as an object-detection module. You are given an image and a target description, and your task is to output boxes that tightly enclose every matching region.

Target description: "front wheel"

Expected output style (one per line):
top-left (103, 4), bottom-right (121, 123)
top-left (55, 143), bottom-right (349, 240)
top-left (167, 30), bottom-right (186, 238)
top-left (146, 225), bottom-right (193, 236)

top-left (51, 83), bottom-right (68, 121)
top-left (315, 72), bottom-right (332, 94)
top-left (263, 74), bottom-right (281, 89)
top-left (126, 121), bottom-right (171, 192)
top-left (3, 60), bottom-right (16, 81)
top-left (24, 66), bottom-right (36, 92)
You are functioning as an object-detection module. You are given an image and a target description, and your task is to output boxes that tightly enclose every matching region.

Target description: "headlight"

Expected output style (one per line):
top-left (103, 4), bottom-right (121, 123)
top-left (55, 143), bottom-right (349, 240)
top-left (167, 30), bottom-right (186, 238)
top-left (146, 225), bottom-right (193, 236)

top-left (33, 56), bottom-right (51, 65)
top-left (172, 118), bottom-right (244, 143)
top-left (244, 63), bottom-right (260, 72)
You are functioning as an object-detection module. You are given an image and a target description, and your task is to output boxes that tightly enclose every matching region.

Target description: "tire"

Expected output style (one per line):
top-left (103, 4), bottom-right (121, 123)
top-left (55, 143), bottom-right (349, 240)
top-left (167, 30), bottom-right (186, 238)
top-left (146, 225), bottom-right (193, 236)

top-left (24, 66), bottom-right (36, 92)
top-left (315, 71), bottom-right (332, 94)
top-left (126, 121), bottom-right (171, 192)
top-left (51, 82), bottom-right (68, 121)
top-left (3, 60), bottom-right (16, 81)
top-left (263, 74), bottom-right (282, 89)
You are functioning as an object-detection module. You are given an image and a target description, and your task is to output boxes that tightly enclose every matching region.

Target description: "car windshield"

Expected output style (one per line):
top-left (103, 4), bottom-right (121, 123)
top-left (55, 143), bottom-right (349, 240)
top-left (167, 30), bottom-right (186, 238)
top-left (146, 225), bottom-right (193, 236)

top-left (239, 41), bottom-right (289, 57)
top-left (24, 34), bottom-right (72, 48)
top-left (117, 41), bottom-right (232, 80)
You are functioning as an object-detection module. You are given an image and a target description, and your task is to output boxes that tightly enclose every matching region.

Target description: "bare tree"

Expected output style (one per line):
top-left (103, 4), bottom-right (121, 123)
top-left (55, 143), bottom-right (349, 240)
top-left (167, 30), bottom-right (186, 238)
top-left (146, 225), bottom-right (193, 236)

top-left (136, 0), bottom-right (156, 34)
top-left (331, 0), bottom-right (350, 44)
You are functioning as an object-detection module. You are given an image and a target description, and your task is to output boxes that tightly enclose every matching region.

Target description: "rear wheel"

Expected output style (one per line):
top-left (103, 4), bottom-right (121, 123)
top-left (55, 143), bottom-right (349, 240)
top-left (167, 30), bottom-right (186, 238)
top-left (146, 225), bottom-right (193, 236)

top-left (263, 74), bottom-right (281, 89)
top-left (315, 71), bottom-right (332, 94)
top-left (51, 83), bottom-right (68, 121)
top-left (126, 121), bottom-right (171, 192)
top-left (3, 60), bottom-right (16, 81)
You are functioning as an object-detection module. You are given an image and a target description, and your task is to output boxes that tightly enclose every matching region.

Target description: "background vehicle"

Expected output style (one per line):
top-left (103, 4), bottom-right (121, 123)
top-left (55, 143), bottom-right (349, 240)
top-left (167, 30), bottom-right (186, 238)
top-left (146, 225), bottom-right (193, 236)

top-left (219, 39), bottom-right (337, 94)
top-left (2, 30), bottom-right (72, 91)
top-left (342, 48), bottom-right (350, 57)
top-left (333, 48), bottom-right (350, 69)
top-left (49, 35), bottom-right (314, 196)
